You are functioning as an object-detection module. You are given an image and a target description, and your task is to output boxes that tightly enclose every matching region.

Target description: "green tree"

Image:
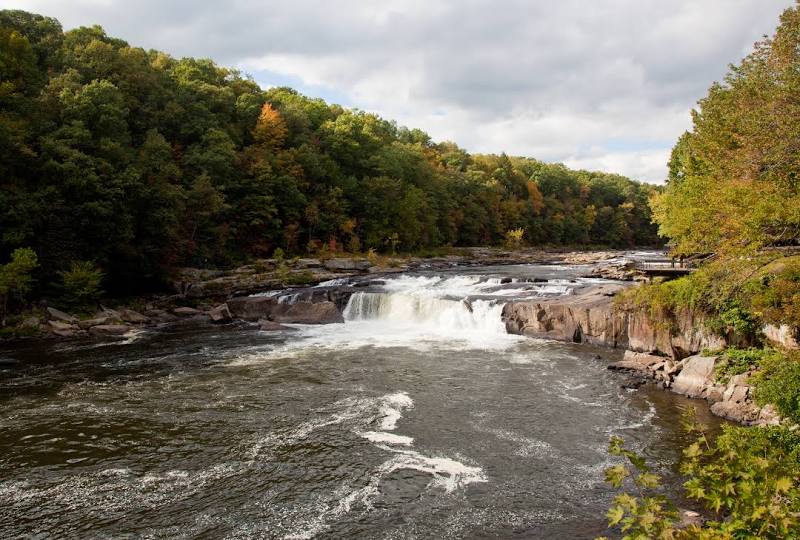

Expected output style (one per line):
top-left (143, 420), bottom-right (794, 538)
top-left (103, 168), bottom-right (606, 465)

top-left (0, 247), bottom-right (38, 324)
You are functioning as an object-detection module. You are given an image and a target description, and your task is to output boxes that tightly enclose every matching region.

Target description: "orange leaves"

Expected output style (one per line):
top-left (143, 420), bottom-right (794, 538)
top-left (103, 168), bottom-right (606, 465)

top-left (253, 103), bottom-right (287, 149)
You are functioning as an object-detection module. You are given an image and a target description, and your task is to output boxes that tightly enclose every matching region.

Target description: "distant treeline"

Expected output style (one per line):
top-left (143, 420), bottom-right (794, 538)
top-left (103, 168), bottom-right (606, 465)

top-left (0, 10), bottom-right (661, 292)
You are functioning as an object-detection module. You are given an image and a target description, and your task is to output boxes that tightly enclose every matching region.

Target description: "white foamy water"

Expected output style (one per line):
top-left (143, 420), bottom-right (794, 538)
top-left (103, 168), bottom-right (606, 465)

top-left (244, 391), bottom-right (485, 539)
top-left (359, 431), bottom-right (414, 445)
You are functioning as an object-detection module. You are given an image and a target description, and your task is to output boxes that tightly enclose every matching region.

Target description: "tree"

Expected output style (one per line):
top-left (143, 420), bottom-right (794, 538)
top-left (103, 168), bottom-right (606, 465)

top-left (652, 4), bottom-right (800, 256)
top-left (0, 247), bottom-right (37, 324)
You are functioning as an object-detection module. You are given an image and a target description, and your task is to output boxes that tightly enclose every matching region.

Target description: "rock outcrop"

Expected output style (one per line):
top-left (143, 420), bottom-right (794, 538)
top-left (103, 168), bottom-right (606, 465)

top-left (671, 356), bottom-right (716, 398)
top-left (226, 296), bottom-right (344, 324)
top-left (89, 324), bottom-right (133, 336)
top-left (323, 258), bottom-right (372, 272)
top-left (627, 308), bottom-right (726, 359)
top-left (506, 284), bottom-right (784, 426)
top-left (258, 319), bottom-right (296, 331)
top-left (502, 284), bottom-right (629, 347)
top-left (47, 307), bottom-right (77, 323)
top-left (762, 323), bottom-right (799, 350)
top-left (503, 284), bottom-right (725, 359)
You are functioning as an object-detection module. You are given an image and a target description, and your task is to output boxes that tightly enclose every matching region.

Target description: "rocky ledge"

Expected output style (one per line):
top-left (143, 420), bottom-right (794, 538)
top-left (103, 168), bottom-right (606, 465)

top-left (502, 284), bottom-right (725, 358)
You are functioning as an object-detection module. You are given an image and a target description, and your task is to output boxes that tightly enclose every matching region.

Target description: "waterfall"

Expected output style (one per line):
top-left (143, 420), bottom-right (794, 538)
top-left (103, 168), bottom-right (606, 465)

top-left (343, 292), bottom-right (507, 334)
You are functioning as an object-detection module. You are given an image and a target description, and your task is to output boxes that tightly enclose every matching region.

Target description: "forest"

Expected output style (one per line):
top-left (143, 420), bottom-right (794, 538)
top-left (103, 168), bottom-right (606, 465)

top-left (0, 9), bottom-right (660, 298)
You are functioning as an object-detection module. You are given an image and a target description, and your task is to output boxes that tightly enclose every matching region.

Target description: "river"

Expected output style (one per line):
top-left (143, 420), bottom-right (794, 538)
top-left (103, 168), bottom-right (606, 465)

top-left (0, 261), bottom-right (718, 539)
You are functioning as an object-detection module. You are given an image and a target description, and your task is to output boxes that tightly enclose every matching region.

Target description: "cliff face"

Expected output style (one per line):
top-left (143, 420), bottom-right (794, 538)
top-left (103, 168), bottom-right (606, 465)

top-left (626, 307), bottom-right (726, 359)
top-left (502, 284), bottom-right (724, 358)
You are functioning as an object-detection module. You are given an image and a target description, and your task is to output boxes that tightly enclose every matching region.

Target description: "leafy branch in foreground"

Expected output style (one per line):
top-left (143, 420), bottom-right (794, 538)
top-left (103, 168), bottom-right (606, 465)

top-left (600, 408), bottom-right (800, 539)
top-left (599, 435), bottom-right (678, 539)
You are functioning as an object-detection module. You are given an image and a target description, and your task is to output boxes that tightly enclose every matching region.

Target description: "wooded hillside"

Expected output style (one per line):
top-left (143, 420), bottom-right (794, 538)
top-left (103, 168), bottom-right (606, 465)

top-left (0, 10), bottom-right (660, 293)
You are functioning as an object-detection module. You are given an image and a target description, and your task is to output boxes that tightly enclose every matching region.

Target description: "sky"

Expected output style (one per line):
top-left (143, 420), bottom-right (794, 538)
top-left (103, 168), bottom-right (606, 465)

top-left (7, 1), bottom-right (795, 183)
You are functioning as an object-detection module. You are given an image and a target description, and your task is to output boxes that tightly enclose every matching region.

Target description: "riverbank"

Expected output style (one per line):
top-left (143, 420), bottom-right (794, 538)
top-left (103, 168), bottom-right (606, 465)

top-left (501, 284), bottom-right (796, 426)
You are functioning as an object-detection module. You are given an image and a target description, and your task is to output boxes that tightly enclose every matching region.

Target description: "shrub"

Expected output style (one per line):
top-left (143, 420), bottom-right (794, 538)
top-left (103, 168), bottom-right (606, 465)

top-left (285, 270), bottom-right (316, 285)
top-left (272, 247), bottom-right (285, 262)
top-left (59, 261), bottom-right (104, 308)
top-left (504, 228), bottom-right (525, 250)
top-left (347, 235), bottom-right (361, 254)
top-left (714, 347), bottom-right (780, 384)
top-left (601, 411), bottom-right (800, 539)
top-left (751, 257), bottom-right (800, 328)
top-left (0, 247), bottom-right (38, 324)
top-left (366, 248), bottom-right (379, 266)
top-left (709, 301), bottom-right (759, 340)
top-left (754, 351), bottom-right (800, 424)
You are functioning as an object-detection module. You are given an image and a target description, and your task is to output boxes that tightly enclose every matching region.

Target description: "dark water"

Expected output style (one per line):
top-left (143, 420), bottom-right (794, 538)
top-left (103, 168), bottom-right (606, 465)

top-left (0, 264), bottom-right (717, 539)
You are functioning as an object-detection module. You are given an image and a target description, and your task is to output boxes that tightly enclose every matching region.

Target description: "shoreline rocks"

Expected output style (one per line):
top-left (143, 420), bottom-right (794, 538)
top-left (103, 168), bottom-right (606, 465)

top-left (506, 284), bottom-right (784, 426)
top-left (608, 350), bottom-right (778, 426)
top-left (227, 296), bottom-right (344, 324)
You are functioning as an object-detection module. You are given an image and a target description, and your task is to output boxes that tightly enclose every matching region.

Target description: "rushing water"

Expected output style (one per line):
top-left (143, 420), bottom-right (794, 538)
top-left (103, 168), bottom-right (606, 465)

top-left (0, 262), bottom-right (718, 539)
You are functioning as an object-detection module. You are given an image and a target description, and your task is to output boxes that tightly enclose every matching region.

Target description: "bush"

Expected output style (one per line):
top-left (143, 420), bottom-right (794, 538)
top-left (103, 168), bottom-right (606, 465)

top-left (59, 261), bottom-right (104, 309)
top-left (708, 301), bottom-right (759, 340)
top-left (714, 347), bottom-right (781, 384)
top-left (0, 247), bottom-right (38, 324)
top-left (504, 228), bottom-right (525, 250)
top-left (751, 257), bottom-right (800, 329)
top-left (754, 351), bottom-right (800, 424)
top-left (601, 411), bottom-right (800, 539)
top-left (285, 270), bottom-right (316, 285)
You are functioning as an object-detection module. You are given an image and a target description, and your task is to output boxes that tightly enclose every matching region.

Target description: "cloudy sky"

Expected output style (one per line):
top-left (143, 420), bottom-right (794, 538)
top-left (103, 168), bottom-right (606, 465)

top-left (8, 1), bottom-right (795, 182)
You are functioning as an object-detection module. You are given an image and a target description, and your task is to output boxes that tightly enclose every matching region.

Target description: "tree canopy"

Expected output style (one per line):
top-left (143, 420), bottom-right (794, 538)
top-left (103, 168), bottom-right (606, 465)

top-left (0, 10), bottom-right (661, 293)
top-left (652, 2), bottom-right (800, 256)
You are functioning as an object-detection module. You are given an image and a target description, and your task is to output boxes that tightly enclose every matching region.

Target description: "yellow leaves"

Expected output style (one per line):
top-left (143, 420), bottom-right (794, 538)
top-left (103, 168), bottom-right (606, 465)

top-left (635, 472), bottom-right (661, 490)
top-left (525, 180), bottom-right (544, 214)
top-left (607, 505), bottom-right (625, 526)
top-left (774, 476), bottom-right (793, 494)
top-left (604, 464), bottom-right (630, 488)
top-left (684, 442), bottom-right (703, 459)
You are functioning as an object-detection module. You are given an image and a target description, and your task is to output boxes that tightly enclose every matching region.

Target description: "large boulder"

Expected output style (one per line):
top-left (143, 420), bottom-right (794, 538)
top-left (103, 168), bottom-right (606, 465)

top-left (48, 320), bottom-right (79, 337)
top-left (47, 307), bottom-right (77, 323)
top-left (118, 308), bottom-right (149, 324)
top-left (208, 304), bottom-right (233, 323)
top-left (173, 306), bottom-right (203, 317)
top-left (227, 296), bottom-right (344, 324)
top-left (671, 355), bottom-right (716, 398)
top-left (269, 302), bottom-right (344, 324)
top-left (89, 324), bottom-right (132, 336)
top-left (608, 350), bottom-right (665, 374)
top-left (226, 296), bottom-right (277, 321)
top-left (77, 316), bottom-right (111, 330)
top-left (710, 400), bottom-right (761, 424)
top-left (258, 319), bottom-right (296, 331)
top-left (144, 309), bottom-right (178, 323)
